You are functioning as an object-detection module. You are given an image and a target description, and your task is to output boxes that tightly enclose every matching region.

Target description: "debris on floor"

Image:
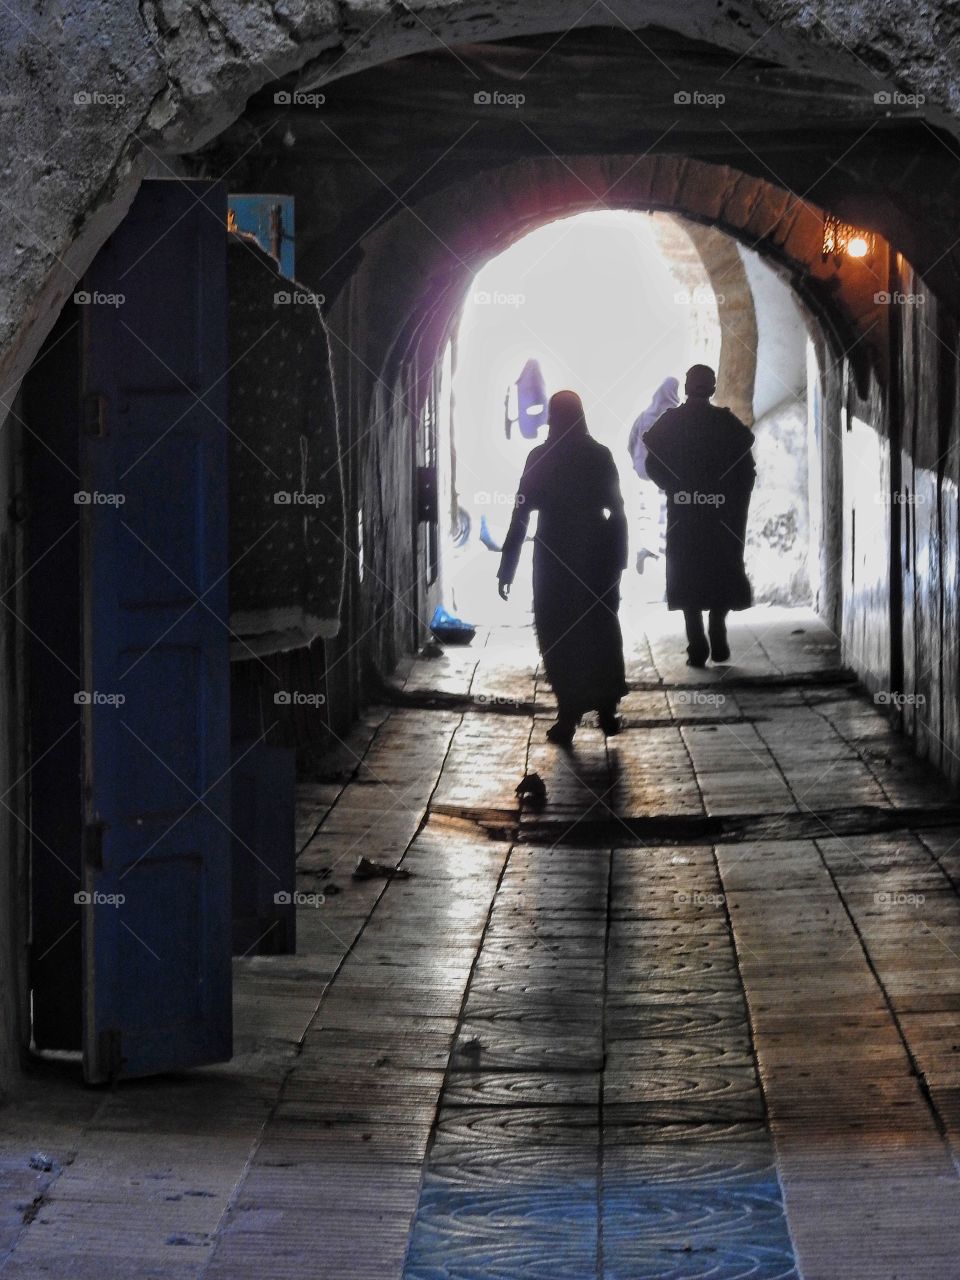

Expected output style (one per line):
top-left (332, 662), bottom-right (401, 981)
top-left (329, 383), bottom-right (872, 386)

top-left (515, 771), bottom-right (547, 808)
top-left (352, 856), bottom-right (412, 881)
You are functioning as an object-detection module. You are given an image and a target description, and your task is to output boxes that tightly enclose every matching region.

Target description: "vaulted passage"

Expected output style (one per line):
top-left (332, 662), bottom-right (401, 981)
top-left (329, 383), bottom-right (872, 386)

top-left (4, 6), bottom-right (960, 1277)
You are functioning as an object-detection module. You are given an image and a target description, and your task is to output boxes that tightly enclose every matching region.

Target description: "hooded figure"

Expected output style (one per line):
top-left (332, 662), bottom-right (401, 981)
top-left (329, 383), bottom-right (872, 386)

top-left (506, 358), bottom-right (549, 440)
top-left (643, 364), bottom-right (756, 666)
top-left (628, 376), bottom-right (680, 479)
top-left (498, 391), bottom-right (628, 745)
top-left (627, 375), bottom-right (680, 573)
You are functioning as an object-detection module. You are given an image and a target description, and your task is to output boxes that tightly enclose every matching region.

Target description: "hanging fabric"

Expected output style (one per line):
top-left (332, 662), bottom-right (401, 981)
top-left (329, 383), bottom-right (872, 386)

top-left (227, 234), bottom-right (346, 656)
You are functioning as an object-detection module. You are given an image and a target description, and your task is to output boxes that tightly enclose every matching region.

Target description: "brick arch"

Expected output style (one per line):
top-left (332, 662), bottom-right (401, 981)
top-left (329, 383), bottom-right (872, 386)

top-left (650, 214), bottom-right (759, 426)
top-left (2, 4), bottom-right (955, 416)
top-left (343, 152), bottom-right (889, 414)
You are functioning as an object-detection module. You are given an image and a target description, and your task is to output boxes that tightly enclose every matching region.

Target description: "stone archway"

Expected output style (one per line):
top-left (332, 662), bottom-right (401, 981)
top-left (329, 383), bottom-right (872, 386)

top-left (649, 215), bottom-right (758, 427)
top-left (3, 1), bottom-right (960, 418)
top-left (319, 152), bottom-right (896, 417)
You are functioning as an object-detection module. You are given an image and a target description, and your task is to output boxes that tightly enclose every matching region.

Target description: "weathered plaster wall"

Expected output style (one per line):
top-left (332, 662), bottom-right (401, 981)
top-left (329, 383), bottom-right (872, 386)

top-left (739, 245), bottom-right (807, 422)
top-left (841, 370), bottom-right (891, 696)
top-left (747, 399), bottom-right (811, 605)
top-left (896, 266), bottom-right (960, 778)
top-left (737, 244), bottom-right (811, 604)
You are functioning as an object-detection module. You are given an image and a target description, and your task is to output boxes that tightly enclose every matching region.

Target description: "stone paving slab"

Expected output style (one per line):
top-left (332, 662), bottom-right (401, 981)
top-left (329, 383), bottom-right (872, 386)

top-left (7, 610), bottom-right (960, 1278)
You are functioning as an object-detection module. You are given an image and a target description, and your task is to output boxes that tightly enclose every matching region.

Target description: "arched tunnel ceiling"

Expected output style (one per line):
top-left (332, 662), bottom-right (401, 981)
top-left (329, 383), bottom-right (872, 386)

top-left (218, 144), bottom-right (894, 400)
top-left (209, 26), bottom-right (960, 308)
top-left (2, 3), bottom-right (960, 402)
top-left (359, 158), bottom-right (875, 439)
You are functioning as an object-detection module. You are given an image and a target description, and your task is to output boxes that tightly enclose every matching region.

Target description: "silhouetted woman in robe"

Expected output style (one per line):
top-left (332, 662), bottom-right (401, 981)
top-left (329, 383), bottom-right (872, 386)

top-left (498, 391), bottom-right (628, 745)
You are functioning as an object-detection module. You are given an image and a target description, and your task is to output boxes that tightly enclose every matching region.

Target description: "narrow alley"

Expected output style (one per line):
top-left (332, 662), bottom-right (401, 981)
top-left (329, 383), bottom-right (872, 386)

top-left (7, 5), bottom-right (960, 1278)
top-left (4, 609), bottom-right (960, 1279)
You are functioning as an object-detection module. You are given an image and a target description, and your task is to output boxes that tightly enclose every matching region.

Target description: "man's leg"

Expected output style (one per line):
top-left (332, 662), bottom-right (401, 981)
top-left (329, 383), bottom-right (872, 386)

top-left (708, 609), bottom-right (730, 662)
top-left (683, 608), bottom-right (709, 667)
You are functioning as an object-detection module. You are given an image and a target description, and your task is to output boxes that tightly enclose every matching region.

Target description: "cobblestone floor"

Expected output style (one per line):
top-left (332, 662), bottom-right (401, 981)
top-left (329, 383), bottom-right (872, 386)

top-left (4, 606), bottom-right (960, 1278)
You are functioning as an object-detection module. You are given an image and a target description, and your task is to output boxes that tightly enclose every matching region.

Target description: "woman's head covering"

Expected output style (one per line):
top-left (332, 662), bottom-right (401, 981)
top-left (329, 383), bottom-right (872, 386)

top-left (629, 377), bottom-right (680, 476)
top-left (547, 390), bottom-right (589, 442)
top-left (633, 376), bottom-right (681, 436)
top-left (638, 377), bottom-right (680, 432)
top-left (654, 376), bottom-right (680, 413)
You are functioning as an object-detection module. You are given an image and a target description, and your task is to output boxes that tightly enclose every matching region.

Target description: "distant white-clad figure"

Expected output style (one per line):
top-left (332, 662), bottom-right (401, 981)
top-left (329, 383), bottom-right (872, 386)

top-left (627, 376), bottom-right (680, 573)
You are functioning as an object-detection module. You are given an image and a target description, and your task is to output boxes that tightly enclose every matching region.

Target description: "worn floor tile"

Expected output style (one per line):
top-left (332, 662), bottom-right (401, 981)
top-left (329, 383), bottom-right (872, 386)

top-left (7, 610), bottom-right (960, 1278)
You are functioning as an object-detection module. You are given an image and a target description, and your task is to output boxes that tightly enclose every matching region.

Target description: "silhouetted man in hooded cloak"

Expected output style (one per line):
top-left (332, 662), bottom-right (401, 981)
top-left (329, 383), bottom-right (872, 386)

top-left (643, 365), bottom-right (755, 666)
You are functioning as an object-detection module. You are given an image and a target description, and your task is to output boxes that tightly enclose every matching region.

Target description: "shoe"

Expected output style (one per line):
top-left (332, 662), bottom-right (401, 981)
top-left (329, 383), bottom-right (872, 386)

top-left (546, 719), bottom-right (576, 747)
top-left (708, 626), bottom-right (730, 663)
top-left (598, 710), bottom-right (622, 736)
top-left (686, 640), bottom-right (709, 668)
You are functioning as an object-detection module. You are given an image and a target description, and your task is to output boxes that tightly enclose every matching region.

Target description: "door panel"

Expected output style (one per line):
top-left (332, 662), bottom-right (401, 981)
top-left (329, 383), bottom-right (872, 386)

top-left (79, 180), bottom-right (232, 1082)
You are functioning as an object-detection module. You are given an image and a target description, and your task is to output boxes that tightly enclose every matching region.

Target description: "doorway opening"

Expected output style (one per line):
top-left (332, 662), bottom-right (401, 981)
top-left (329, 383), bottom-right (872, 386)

top-left (440, 209), bottom-right (821, 647)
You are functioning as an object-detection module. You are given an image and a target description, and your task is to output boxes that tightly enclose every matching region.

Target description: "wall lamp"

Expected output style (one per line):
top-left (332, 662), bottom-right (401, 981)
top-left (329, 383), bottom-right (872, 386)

top-left (822, 213), bottom-right (876, 265)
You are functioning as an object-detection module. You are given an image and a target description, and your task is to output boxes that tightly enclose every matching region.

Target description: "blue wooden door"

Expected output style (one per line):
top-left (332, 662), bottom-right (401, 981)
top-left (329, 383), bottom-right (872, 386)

top-left (79, 180), bottom-right (232, 1082)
